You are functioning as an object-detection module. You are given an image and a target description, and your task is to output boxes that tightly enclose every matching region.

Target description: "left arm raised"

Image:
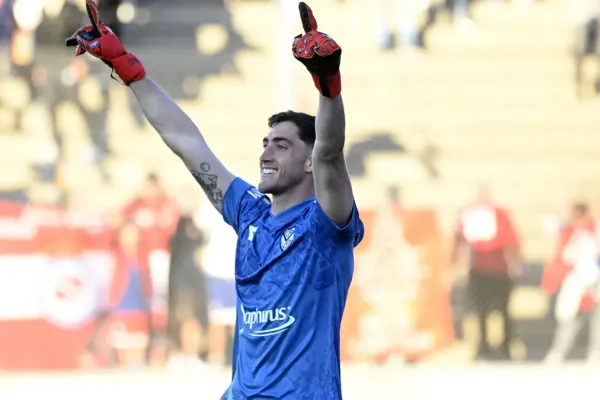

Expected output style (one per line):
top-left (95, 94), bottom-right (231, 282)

top-left (312, 94), bottom-right (354, 226)
top-left (292, 2), bottom-right (354, 225)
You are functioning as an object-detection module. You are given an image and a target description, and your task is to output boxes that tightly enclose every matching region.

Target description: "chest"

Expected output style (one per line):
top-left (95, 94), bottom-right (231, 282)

top-left (235, 222), bottom-right (334, 302)
top-left (238, 222), bottom-right (309, 276)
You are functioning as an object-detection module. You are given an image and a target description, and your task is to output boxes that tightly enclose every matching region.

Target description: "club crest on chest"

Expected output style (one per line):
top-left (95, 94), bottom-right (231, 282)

top-left (280, 228), bottom-right (296, 251)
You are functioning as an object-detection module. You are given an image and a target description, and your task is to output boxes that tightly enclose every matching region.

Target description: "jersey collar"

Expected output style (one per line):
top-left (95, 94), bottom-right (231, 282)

top-left (267, 197), bottom-right (315, 232)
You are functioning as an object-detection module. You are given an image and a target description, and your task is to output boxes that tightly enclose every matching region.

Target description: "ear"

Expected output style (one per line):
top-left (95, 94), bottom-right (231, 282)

top-left (304, 154), bottom-right (313, 173)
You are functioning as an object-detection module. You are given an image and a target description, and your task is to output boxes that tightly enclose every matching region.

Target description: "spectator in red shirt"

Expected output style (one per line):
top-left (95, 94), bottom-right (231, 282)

top-left (107, 221), bottom-right (153, 368)
top-left (122, 173), bottom-right (180, 256)
top-left (121, 174), bottom-right (179, 362)
top-left (123, 174), bottom-right (179, 249)
top-left (451, 184), bottom-right (521, 361)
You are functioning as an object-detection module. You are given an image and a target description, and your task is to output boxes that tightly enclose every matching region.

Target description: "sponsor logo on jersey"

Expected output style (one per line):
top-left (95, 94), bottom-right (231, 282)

top-left (240, 305), bottom-right (295, 337)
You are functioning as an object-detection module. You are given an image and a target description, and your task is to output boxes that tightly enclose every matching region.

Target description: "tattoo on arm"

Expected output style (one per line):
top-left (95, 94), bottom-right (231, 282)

top-left (190, 162), bottom-right (224, 206)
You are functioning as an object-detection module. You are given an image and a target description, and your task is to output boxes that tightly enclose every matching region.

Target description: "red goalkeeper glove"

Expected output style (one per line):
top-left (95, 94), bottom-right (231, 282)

top-left (292, 2), bottom-right (342, 98)
top-left (65, 0), bottom-right (146, 85)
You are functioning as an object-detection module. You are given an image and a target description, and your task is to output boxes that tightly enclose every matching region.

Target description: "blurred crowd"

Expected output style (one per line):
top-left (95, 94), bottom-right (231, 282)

top-left (375, 0), bottom-right (475, 51)
top-left (573, 0), bottom-right (600, 97)
top-left (75, 173), bottom-right (220, 370)
top-left (451, 187), bottom-right (600, 363)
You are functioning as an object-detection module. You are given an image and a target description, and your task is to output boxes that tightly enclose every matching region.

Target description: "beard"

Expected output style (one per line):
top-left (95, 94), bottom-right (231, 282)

top-left (258, 171), bottom-right (304, 196)
top-left (258, 180), bottom-right (285, 195)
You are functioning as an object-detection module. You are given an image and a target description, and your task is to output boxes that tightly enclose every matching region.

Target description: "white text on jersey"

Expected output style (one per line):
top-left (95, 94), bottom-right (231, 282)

top-left (241, 305), bottom-right (295, 337)
top-left (248, 225), bottom-right (258, 241)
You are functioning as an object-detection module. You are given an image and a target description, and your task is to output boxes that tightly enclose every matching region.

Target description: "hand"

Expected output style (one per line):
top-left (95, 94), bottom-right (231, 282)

top-left (65, 0), bottom-right (146, 85)
top-left (292, 2), bottom-right (342, 98)
top-left (509, 262), bottom-right (522, 279)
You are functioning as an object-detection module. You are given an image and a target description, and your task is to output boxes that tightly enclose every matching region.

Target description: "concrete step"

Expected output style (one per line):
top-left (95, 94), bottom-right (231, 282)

top-left (231, 49), bottom-right (575, 81)
top-left (56, 161), bottom-right (104, 192)
top-left (437, 157), bottom-right (600, 182)
top-left (196, 76), bottom-right (581, 116)
top-left (0, 163), bottom-right (33, 190)
top-left (102, 157), bottom-right (149, 192)
top-left (427, 25), bottom-right (570, 54)
top-left (432, 129), bottom-right (600, 155)
top-left (471, 0), bottom-right (569, 27)
top-left (26, 183), bottom-right (62, 206)
top-left (373, 179), bottom-right (585, 217)
top-left (68, 185), bottom-right (128, 213)
top-left (0, 135), bottom-right (58, 165)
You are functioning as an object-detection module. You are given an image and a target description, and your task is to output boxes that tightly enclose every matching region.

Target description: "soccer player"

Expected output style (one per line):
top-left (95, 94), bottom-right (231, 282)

top-left (66, 1), bottom-right (364, 398)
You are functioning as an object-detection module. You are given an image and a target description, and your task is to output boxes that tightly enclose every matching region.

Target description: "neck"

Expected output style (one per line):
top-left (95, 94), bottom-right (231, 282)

top-left (270, 180), bottom-right (315, 216)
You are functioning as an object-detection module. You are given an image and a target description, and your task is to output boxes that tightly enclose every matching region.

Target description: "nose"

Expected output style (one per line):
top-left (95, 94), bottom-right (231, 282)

top-left (260, 144), bottom-right (274, 163)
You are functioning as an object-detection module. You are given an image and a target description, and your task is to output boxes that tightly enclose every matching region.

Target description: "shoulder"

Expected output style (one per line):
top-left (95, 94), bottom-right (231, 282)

top-left (222, 178), bottom-right (271, 232)
top-left (123, 198), bottom-right (143, 214)
top-left (308, 200), bottom-right (364, 247)
top-left (239, 185), bottom-right (272, 218)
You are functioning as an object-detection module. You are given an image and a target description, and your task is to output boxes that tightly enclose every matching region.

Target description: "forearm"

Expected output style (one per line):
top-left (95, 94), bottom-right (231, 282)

top-left (504, 246), bottom-right (522, 270)
top-left (129, 76), bottom-right (207, 156)
top-left (315, 95), bottom-right (346, 160)
top-left (450, 234), bottom-right (463, 265)
top-left (450, 244), bottom-right (461, 265)
top-left (129, 76), bottom-right (234, 212)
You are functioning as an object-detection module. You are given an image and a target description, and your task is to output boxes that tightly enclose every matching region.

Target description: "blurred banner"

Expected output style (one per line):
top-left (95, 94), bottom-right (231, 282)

top-left (0, 200), bottom-right (171, 370)
top-left (341, 207), bottom-right (454, 363)
top-left (0, 200), bottom-right (113, 369)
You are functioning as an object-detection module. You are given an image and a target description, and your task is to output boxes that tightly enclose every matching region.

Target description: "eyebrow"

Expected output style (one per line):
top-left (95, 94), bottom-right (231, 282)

top-left (263, 137), bottom-right (292, 145)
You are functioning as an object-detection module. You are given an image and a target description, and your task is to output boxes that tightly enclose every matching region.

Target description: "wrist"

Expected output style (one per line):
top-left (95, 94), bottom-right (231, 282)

top-left (111, 53), bottom-right (147, 86)
top-left (311, 70), bottom-right (341, 98)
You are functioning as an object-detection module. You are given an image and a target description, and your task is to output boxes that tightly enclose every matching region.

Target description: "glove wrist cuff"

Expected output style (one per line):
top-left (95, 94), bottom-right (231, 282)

top-left (111, 53), bottom-right (146, 86)
top-left (311, 70), bottom-right (341, 98)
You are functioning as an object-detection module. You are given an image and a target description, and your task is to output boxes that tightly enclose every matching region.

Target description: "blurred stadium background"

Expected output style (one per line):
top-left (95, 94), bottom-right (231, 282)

top-left (1, 0), bottom-right (600, 397)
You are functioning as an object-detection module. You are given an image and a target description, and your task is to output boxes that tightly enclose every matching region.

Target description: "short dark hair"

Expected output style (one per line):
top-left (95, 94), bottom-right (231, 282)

top-left (573, 202), bottom-right (589, 216)
top-left (147, 173), bottom-right (159, 183)
top-left (268, 111), bottom-right (316, 146)
top-left (387, 186), bottom-right (401, 203)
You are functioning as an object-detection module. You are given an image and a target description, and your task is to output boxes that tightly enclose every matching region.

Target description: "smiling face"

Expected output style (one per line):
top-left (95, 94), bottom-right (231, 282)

top-left (258, 120), bottom-right (313, 196)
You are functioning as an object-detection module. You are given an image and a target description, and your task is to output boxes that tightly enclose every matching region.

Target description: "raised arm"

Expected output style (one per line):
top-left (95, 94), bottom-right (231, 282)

top-left (312, 95), bottom-right (353, 225)
top-left (129, 77), bottom-right (234, 213)
top-left (293, 3), bottom-right (354, 226)
top-left (65, 0), bottom-right (233, 213)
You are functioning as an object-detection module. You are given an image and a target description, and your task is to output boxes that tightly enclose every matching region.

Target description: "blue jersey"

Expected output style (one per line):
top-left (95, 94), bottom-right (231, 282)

top-left (220, 178), bottom-right (364, 400)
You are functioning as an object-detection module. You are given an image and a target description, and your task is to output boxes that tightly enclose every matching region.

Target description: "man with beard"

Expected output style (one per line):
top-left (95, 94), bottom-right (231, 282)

top-left (66, 2), bottom-right (364, 398)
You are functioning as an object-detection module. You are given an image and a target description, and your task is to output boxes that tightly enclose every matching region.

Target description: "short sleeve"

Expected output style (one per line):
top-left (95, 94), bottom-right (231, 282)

top-left (497, 208), bottom-right (519, 248)
top-left (312, 201), bottom-right (364, 247)
top-left (222, 177), bottom-right (270, 234)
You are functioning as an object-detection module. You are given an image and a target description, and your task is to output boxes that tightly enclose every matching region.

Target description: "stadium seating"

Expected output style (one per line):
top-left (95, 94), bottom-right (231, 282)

top-left (2, 0), bottom-right (600, 264)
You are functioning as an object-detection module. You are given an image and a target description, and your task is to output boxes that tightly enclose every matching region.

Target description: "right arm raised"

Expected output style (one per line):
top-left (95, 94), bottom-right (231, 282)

top-left (129, 77), bottom-right (234, 214)
top-left (65, 0), bottom-right (233, 213)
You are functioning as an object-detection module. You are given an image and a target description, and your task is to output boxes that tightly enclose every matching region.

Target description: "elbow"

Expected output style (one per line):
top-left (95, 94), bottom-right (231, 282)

top-left (160, 131), bottom-right (202, 162)
top-left (160, 133), bottom-right (185, 157)
top-left (313, 140), bottom-right (345, 163)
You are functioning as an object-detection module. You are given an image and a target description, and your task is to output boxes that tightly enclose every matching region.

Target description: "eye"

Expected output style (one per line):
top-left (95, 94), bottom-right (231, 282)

top-left (276, 144), bottom-right (287, 150)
